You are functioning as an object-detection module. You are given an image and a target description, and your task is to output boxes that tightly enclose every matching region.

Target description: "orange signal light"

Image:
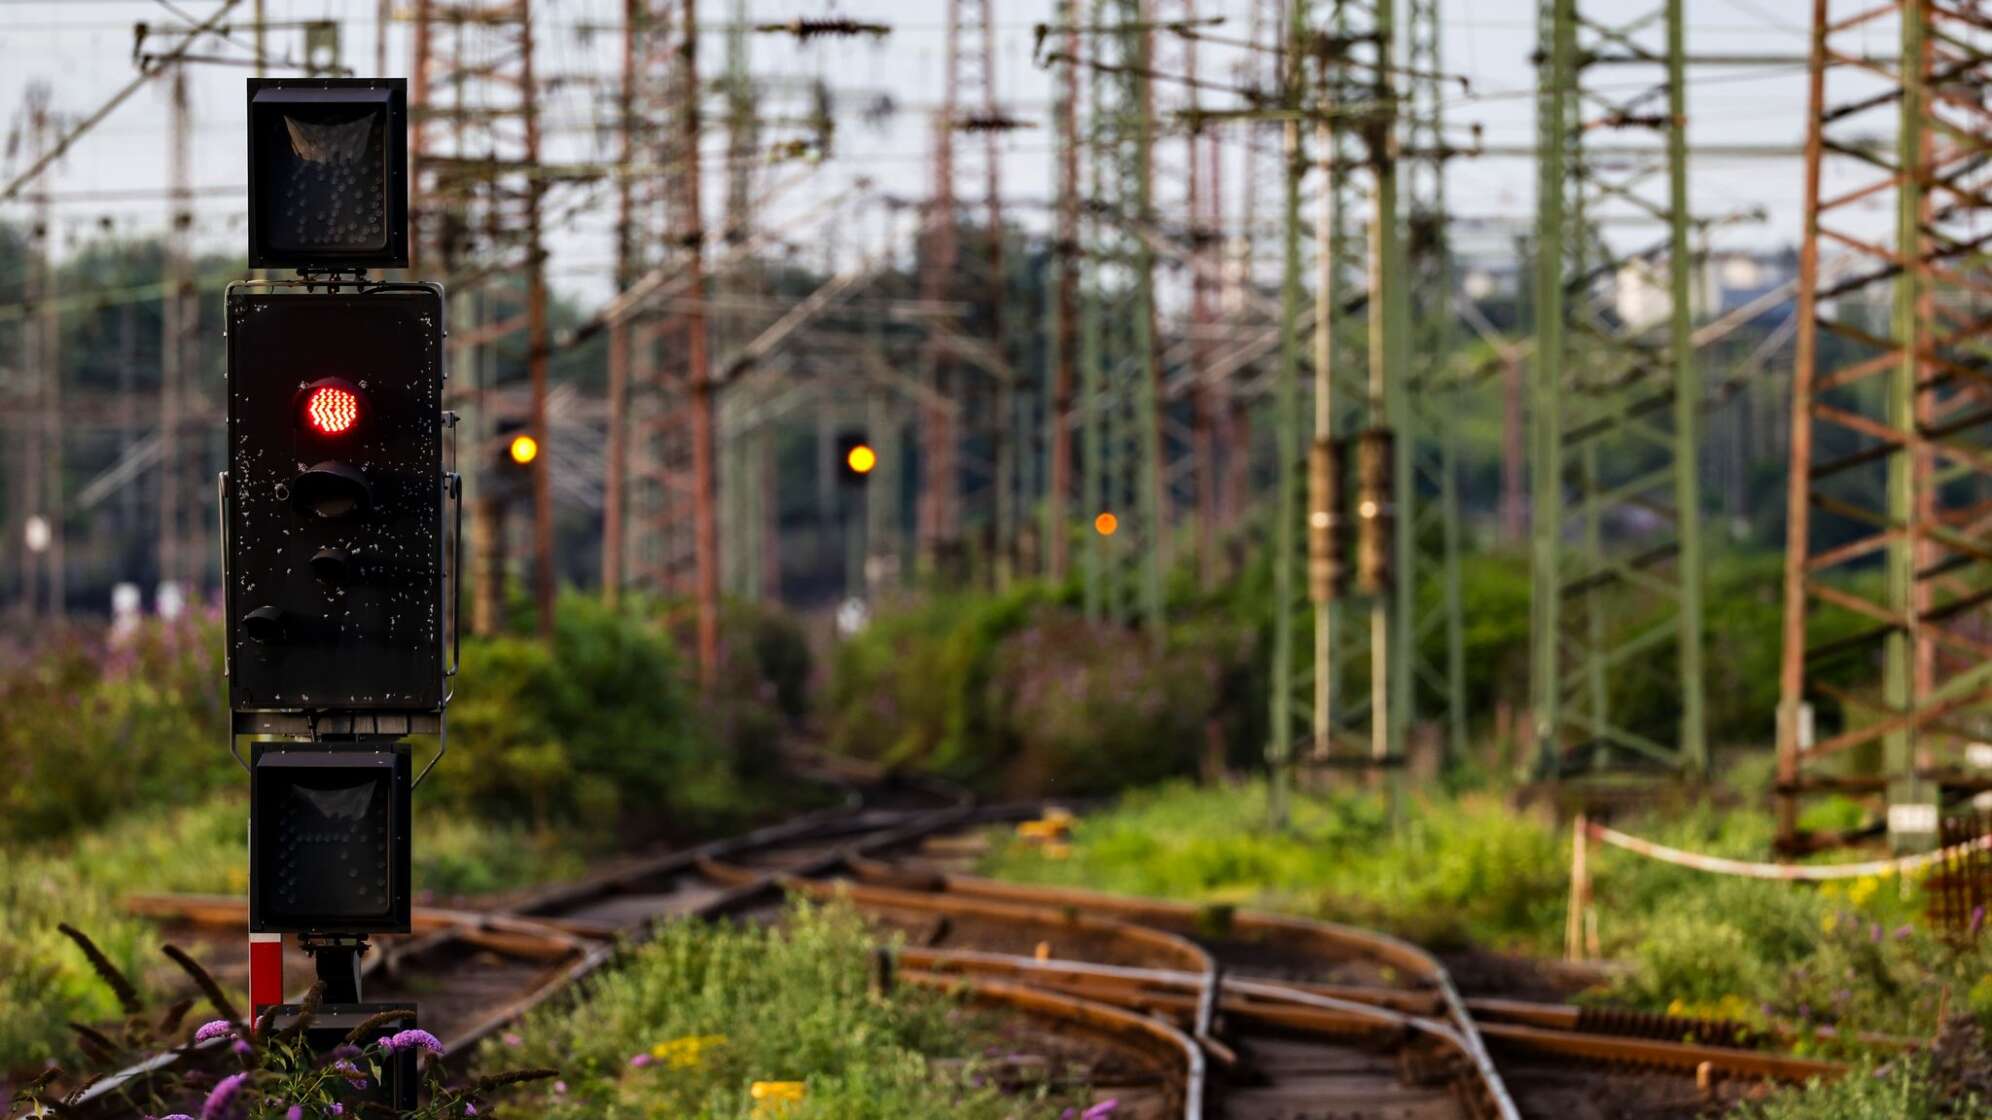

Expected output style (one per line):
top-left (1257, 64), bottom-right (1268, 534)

top-left (304, 384), bottom-right (361, 436)
top-left (508, 433), bottom-right (539, 466)
top-left (845, 443), bottom-right (877, 475)
top-left (1094, 512), bottom-right (1118, 537)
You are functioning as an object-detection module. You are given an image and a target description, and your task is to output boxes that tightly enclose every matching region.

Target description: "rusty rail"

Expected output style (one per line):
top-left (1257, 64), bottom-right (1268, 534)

top-left (900, 969), bottom-right (1205, 1119)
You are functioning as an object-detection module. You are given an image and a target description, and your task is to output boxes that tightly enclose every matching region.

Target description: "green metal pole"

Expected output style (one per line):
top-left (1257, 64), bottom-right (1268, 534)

top-left (1267, 0), bottom-right (1310, 831)
top-left (1666, 0), bottom-right (1708, 776)
top-left (1410, 0), bottom-right (1468, 767)
top-left (1373, 0), bottom-right (1411, 788)
top-left (1886, 0), bottom-right (1930, 852)
top-left (1529, 0), bottom-right (1570, 775)
top-left (1312, 99), bottom-right (1338, 769)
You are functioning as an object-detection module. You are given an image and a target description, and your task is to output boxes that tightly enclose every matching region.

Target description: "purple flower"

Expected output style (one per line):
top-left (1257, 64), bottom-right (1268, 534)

top-left (502, 1032), bottom-right (524, 1048)
top-left (464, 1106), bottom-right (478, 1117)
top-left (553, 1081), bottom-right (567, 1095)
top-left (1971, 906), bottom-right (1986, 936)
top-left (385, 1028), bottom-right (445, 1056)
top-left (193, 1020), bottom-right (234, 1044)
top-left (287, 1108), bottom-right (303, 1120)
top-left (1892, 924), bottom-right (1913, 941)
top-left (329, 1106), bottom-right (344, 1116)
top-left (629, 1053), bottom-right (653, 1068)
top-left (153, 1116), bottom-right (196, 1120)
top-left (200, 1072), bottom-right (248, 1120)
top-left (1082, 1101), bottom-right (1121, 1119)
top-left (328, 1058), bottom-right (369, 1091)
top-left (231, 1039), bottom-right (253, 1056)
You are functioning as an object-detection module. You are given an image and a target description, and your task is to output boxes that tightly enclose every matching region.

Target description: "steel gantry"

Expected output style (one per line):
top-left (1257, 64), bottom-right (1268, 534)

top-left (1265, 0), bottom-right (1422, 824)
top-left (1530, 0), bottom-right (1709, 779)
top-left (1079, 0), bottom-right (1166, 638)
top-left (1403, 0), bottom-right (1468, 767)
top-left (1776, 0), bottom-right (1991, 854)
top-left (410, 0), bottom-right (557, 636)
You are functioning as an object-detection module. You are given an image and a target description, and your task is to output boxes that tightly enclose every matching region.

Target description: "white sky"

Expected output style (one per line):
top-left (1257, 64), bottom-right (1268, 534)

top-left (0, 1), bottom-right (1836, 308)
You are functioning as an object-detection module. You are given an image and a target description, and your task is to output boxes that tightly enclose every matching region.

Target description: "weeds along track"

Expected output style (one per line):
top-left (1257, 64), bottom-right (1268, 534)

top-left (111, 798), bottom-right (1844, 1119)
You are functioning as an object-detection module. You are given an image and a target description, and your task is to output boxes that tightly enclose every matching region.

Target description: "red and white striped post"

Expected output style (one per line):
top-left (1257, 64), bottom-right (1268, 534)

top-left (249, 931), bottom-right (283, 1021)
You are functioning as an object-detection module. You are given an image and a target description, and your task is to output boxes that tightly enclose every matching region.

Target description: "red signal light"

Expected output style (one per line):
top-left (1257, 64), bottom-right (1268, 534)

top-left (306, 384), bottom-right (361, 435)
top-left (298, 379), bottom-right (366, 437)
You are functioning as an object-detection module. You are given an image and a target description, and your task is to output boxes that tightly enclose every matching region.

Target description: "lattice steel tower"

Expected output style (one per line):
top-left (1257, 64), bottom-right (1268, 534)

top-left (1776, 0), bottom-right (1990, 853)
top-left (1530, 0), bottom-right (1708, 778)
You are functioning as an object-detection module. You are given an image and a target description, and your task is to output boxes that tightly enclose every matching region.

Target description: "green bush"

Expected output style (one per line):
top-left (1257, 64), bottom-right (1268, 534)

top-left (1742, 1018), bottom-right (1991, 1120)
top-left (484, 904), bottom-right (1073, 1119)
top-left (824, 585), bottom-right (1051, 781)
top-left (436, 594), bottom-right (751, 838)
top-left (981, 609), bottom-right (1235, 796)
top-left (826, 588), bottom-right (1247, 794)
top-left (0, 620), bottom-right (230, 845)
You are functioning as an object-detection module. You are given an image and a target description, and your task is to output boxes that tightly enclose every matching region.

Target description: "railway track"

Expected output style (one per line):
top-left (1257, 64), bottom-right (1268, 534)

top-left (106, 799), bottom-right (1845, 1118)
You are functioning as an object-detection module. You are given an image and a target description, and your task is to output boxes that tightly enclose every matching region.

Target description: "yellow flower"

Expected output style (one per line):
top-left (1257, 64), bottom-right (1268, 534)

top-left (649, 1034), bottom-right (728, 1069)
top-left (1821, 911), bottom-right (1838, 934)
top-left (1042, 841), bottom-right (1073, 861)
top-left (750, 1080), bottom-right (806, 1117)
top-left (1847, 876), bottom-right (1879, 907)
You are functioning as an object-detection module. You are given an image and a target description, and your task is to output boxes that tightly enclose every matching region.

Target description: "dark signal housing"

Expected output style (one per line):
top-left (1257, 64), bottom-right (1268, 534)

top-left (249, 743), bottom-right (412, 935)
top-left (224, 285), bottom-right (446, 713)
top-left (247, 78), bottom-right (408, 271)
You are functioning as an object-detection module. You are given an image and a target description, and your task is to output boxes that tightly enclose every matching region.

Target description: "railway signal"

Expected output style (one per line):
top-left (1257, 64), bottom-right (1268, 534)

top-left (495, 417), bottom-right (538, 491)
top-left (838, 431), bottom-right (876, 485)
top-left (226, 77), bottom-right (452, 1031)
top-left (509, 431), bottom-right (540, 467)
top-left (223, 285), bottom-right (449, 713)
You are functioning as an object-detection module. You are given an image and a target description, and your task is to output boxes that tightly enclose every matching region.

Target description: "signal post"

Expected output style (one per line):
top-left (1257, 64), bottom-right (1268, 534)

top-left (224, 77), bottom-right (454, 1108)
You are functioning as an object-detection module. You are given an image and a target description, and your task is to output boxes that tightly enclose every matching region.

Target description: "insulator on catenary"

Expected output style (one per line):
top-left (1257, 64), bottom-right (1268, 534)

top-left (1306, 436), bottom-right (1345, 604)
top-left (755, 18), bottom-right (891, 40)
top-left (1355, 427), bottom-right (1394, 595)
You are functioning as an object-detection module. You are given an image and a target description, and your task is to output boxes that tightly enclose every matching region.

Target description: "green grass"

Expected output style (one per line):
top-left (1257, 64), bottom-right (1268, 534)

top-left (984, 779), bottom-right (1567, 953)
top-left (0, 795), bottom-right (586, 1070)
top-left (482, 904), bottom-right (1081, 1119)
top-left (982, 779), bottom-right (1992, 1046)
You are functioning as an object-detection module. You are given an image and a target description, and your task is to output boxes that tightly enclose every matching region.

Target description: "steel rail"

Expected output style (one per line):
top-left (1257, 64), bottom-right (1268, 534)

top-left (855, 868), bottom-right (1520, 1119)
top-left (72, 795), bottom-right (992, 1113)
top-left (899, 969), bottom-right (1205, 1119)
top-left (896, 947), bottom-right (1846, 1087)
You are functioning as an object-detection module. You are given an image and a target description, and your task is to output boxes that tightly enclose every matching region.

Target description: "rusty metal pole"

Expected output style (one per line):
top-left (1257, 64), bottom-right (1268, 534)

top-left (602, 0), bottom-right (642, 606)
top-left (1774, 0), bottom-right (1829, 849)
top-left (1184, 0), bottom-right (1218, 591)
top-left (918, 4), bottom-right (961, 577)
top-left (1045, 0), bottom-right (1080, 583)
top-left (520, 1), bottom-right (556, 638)
top-left (974, 0), bottom-right (1012, 588)
top-left (682, 0), bottom-right (720, 688)
top-left (409, 0), bottom-right (432, 276)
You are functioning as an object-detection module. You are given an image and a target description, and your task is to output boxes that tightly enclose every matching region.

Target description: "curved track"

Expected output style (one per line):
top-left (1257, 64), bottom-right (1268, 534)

top-left (103, 797), bottom-right (1844, 1118)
